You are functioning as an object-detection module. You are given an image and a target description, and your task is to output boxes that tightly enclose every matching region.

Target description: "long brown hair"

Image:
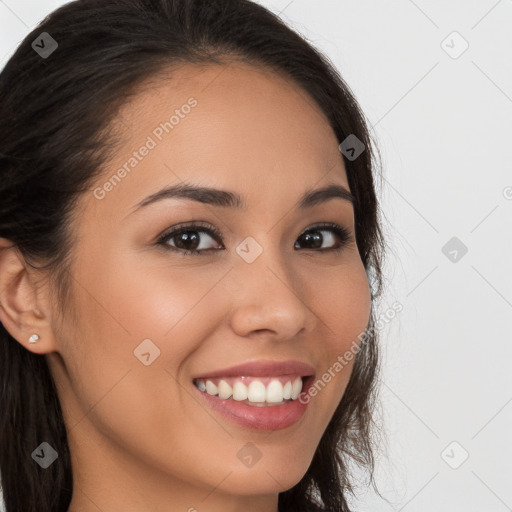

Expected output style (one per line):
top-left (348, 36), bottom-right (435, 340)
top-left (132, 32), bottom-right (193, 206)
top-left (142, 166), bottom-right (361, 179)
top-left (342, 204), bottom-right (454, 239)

top-left (0, 1), bottom-right (386, 510)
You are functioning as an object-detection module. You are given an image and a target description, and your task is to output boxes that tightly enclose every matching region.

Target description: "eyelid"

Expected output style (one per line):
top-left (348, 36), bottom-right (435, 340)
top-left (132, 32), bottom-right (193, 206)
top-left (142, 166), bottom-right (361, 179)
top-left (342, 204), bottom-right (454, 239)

top-left (156, 220), bottom-right (352, 255)
top-left (157, 220), bottom-right (222, 244)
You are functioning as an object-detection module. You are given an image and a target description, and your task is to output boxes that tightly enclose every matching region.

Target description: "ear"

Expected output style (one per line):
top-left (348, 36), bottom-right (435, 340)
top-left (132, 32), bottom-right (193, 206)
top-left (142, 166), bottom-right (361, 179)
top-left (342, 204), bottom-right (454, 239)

top-left (0, 237), bottom-right (58, 354)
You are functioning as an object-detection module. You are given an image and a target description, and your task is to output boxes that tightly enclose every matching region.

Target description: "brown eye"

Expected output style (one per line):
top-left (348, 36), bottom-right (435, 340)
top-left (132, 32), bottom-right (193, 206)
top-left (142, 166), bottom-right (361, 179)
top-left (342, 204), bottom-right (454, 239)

top-left (157, 221), bottom-right (351, 257)
top-left (157, 222), bottom-right (223, 256)
top-left (294, 223), bottom-right (351, 252)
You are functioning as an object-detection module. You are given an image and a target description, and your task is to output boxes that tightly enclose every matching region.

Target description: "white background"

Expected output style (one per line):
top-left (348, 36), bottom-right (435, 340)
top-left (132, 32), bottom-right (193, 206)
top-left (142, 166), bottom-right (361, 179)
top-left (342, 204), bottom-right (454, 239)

top-left (1, 1), bottom-right (511, 511)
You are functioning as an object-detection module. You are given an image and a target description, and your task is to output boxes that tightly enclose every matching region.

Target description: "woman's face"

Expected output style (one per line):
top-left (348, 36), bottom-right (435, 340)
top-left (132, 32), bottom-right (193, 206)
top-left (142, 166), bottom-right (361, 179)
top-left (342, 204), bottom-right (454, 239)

top-left (47, 62), bottom-right (371, 511)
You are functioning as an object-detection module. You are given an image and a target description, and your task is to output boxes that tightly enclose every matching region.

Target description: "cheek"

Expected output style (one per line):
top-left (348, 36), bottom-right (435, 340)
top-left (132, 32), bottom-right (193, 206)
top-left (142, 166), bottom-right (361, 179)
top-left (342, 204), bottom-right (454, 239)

top-left (313, 258), bottom-right (371, 350)
top-left (59, 249), bottom-right (229, 429)
top-left (72, 251), bottom-right (218, 357)
top-left (58, 259), bottom-right (216, 481)
top-left (305, 258), bottom-right (371, 404)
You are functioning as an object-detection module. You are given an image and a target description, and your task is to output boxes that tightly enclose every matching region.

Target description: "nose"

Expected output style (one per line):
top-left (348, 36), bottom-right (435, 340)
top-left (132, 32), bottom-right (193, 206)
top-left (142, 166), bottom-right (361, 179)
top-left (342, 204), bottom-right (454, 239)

top-left (227, 246), bottom-right (318, 342)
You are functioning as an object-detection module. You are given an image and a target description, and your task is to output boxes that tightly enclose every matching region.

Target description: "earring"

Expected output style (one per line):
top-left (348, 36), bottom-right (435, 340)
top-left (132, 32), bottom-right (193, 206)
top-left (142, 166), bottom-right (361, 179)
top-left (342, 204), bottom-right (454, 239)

top-left (28, 334), bottom-right (40, 344)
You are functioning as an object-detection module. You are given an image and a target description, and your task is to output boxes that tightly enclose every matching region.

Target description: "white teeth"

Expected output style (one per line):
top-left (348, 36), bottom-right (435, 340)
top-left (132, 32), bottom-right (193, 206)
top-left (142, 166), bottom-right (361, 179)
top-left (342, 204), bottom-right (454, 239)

top-left (195, 377), bottom-right (305, 404)
top-left (247, 381), bottom-right (266, 402)
top-left (205, 380), bottom-right (218, 396)
top-left (266, 379), bottom-right (284, 403)
top-left (291, 377), bottom-right (302, 400)
top-left (217, 380), bottom-right (232, 399)
top-left (283, 381), bottom-right (292, 400)
top-left (232, 381), bottom-right (248, 401)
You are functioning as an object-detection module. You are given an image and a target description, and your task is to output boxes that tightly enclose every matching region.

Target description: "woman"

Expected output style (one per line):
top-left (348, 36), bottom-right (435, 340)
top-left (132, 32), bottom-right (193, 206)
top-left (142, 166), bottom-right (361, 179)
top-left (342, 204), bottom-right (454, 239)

top-left (0, 0), bottom-right (386, 510)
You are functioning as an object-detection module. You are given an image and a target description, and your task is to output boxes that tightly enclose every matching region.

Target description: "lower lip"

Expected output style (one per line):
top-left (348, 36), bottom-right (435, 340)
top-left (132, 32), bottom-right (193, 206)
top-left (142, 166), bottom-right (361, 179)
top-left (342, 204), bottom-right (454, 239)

top-left (192, 376), bottom-right (314, 431)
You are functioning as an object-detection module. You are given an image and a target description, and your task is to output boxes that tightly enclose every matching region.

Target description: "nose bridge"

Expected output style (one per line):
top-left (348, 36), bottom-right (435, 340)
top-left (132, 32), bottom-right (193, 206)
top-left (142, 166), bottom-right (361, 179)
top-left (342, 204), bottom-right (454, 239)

top-left (228, 235), bottom-right (312, 338)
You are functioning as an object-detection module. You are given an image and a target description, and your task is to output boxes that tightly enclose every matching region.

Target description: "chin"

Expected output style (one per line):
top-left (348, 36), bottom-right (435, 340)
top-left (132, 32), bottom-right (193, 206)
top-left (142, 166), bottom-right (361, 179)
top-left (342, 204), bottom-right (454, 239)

top-left (222, 460), bottom-right (309, 495)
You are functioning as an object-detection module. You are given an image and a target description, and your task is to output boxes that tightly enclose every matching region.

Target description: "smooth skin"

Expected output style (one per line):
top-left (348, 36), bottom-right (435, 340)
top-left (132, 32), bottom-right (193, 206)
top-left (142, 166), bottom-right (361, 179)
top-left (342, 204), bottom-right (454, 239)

top-left (0, 61), bottom-right (371, 512)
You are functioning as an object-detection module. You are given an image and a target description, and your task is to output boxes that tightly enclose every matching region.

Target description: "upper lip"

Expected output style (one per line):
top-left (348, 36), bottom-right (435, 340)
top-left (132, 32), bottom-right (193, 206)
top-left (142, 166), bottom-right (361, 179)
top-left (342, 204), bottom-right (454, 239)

top-left (192, 360), bottom-right (316, 380)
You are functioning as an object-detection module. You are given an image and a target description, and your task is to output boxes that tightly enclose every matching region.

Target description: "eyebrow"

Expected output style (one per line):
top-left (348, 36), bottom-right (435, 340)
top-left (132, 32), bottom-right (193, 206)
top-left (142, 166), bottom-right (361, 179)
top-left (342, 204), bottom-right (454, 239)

top-left (130, 182), bottom-right (354, 214)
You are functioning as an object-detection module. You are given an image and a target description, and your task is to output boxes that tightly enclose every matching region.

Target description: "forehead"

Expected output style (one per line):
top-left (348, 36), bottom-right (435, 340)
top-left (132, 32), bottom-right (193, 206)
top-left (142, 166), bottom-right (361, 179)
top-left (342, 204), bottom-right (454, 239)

top-left (115, 59), bottom-right (342, 164)
top-left (91, 60), bottom-right (350, 219)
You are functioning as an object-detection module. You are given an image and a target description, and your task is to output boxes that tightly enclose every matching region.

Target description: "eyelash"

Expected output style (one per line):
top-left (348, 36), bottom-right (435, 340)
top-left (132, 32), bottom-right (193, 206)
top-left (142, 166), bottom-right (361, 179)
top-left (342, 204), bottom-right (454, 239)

top-left (156, 221), bottom-right (352, 257)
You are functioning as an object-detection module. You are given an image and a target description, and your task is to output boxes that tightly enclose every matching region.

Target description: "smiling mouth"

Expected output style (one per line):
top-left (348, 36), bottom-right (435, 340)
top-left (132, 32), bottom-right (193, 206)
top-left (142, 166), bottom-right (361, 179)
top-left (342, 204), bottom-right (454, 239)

top-left (193, 374), bottom-right (313, 406)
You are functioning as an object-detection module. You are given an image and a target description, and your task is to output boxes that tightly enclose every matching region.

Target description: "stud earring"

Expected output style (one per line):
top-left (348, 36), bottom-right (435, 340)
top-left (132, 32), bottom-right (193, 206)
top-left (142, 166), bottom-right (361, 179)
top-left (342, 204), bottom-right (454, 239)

top-left (28, 334), bottom-right (40, 343)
